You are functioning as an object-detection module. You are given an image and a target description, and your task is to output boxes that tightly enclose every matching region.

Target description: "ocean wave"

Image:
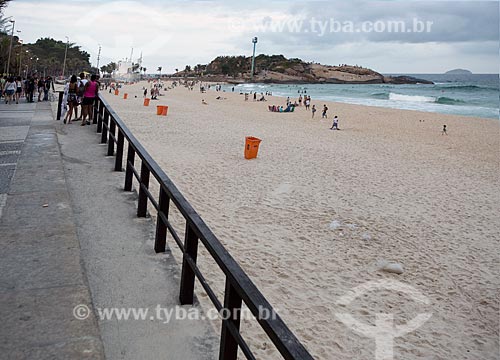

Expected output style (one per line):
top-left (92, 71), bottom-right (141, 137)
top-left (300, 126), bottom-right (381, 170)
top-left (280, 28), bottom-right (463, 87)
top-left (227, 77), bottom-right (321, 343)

top-left (389, 93), bottom-right (435, 103)
top-left (436, 84), bottom-right (499, 91)
top-left (435, 97), bottom-right (466, 105)
top-left (388, 92), bottom-right (467, 106)
top-left (370, 92), bottom-right (389, 99)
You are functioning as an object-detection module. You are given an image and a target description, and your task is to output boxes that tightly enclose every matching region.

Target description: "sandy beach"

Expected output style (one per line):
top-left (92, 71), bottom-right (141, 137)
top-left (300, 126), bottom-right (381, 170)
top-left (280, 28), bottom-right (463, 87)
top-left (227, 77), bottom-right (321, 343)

top-left (98, 81), bottom-right (498, 359)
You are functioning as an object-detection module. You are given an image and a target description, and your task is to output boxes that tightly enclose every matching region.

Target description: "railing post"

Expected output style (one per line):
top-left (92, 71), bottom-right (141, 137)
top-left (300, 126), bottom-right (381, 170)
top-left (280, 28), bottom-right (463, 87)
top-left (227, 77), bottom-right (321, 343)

top-left (97, 100), bottom-right (104, 133)
top-left (107, 117), bottom-right (116, 156)
top-left (124, 145), bottom-right (135, 191)
top-left (179, 224), bottom-right (199, 305)
top-left (100, 110), bottom-right (109, 144)
top-left (56, 91), bottom-right (64, 120)
top-left (219, 279), bottom-right (243, 360)
top-left (115, 130), bottom-right (124, 171)
top-left (155, 187), bottom-right (170, 253)
top-left (137, 161), bottom-right (150, 217)
top-left (93, 98), bottom-right (98, 124)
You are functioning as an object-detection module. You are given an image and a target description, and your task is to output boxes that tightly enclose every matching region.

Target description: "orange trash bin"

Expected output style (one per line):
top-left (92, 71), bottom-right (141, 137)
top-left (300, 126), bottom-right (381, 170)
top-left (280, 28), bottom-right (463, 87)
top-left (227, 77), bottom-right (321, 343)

top-left (244, 137), bottom-right (262, 159)
top-left (114, 89), bottom-right (119, 96)
top-left (156, 105), bottom-right (164, 115)
top-left (123, 93), bottom-right (128, 99)
top-left (161, 105), bottom-right (168, 116)
top-left (144, 98), bottom-right (150, 106)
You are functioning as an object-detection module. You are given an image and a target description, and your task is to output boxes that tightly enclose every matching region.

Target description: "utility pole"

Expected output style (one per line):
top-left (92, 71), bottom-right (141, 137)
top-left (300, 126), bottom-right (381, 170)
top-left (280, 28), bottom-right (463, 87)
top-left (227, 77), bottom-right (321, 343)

top-left (62, 36), bottom-right (69, 79)
top-left (6, 19), bottom-right (15, 76)
top-left (251, 37), bottom-right (258, 81)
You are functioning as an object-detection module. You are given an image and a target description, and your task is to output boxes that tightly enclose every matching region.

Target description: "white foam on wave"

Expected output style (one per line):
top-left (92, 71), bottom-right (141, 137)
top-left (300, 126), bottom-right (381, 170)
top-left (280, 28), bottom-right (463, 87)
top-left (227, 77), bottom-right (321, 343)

top-left (239, 84), bottom-right (257, 88)
top-left (389, 93), bottom-right (436, 103)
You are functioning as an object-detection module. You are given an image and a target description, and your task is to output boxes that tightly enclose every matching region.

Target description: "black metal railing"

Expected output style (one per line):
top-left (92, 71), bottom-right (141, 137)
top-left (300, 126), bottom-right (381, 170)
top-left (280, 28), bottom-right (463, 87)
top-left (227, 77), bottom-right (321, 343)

top-left (69, 94), bottom-right (314, 360)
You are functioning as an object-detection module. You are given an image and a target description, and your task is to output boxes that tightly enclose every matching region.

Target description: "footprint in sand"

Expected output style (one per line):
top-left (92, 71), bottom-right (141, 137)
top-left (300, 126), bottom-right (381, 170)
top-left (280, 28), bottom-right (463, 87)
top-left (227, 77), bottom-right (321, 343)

top-left (264, 182), bottom-right (295, 206)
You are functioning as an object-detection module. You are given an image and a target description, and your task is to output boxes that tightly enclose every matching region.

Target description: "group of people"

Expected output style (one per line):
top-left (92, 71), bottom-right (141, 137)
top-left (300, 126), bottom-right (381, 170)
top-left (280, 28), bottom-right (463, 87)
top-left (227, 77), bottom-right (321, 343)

top-left (141, 82), bottom-right (164, 99)
top-left (267, 94), bottom-right (341, 130)
top-left (63, 72), bottom-right (99, 126)
top-left (0, 75), bottom-right (54, 105)
top-left (269, 104), bottom-right (295, 112)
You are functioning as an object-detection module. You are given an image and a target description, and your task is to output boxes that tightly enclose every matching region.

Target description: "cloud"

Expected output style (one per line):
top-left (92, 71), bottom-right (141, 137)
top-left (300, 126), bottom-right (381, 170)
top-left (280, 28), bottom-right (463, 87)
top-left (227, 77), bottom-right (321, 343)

top-left (4, 0), bottom-right (499, 73)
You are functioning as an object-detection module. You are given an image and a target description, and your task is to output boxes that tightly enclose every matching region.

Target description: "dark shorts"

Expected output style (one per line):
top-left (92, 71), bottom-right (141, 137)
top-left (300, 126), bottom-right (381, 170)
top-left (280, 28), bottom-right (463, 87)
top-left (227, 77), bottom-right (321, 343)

top-left (16, 88), bottom-right (22, 94)
top-left (68, 94), bottom-right (78, 105)
top-left (82, 97), bottom-right (95, 106)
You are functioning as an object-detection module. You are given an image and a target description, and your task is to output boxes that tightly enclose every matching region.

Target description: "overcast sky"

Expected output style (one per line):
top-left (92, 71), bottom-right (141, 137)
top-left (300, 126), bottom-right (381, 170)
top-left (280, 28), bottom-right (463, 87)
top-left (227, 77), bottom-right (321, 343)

top-left (4, 0), bottom-right (499, 74)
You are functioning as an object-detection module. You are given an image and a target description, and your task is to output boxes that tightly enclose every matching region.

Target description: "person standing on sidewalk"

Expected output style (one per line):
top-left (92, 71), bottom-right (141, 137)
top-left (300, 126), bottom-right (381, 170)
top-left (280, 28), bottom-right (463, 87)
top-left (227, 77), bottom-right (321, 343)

top-left (44, 76), bottom-right (54, 101)
top-left (81, 74), bottom-right (99, 126)
top-left (64, 75), bottom-right (79, 124)
top-left (37, 77), bottom-right (45, 102)
top-left (3, 77), bottom-right (16, 104)
top-left (15, 76), bottom-right (23, 104)
top-left (0, 75), bottom-right (5, 99)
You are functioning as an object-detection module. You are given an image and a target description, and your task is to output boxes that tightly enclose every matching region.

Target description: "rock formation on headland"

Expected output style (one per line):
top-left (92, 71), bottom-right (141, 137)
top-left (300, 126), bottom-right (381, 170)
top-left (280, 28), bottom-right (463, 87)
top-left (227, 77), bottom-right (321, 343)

top-left (175, 55), bottom-right (434, 85)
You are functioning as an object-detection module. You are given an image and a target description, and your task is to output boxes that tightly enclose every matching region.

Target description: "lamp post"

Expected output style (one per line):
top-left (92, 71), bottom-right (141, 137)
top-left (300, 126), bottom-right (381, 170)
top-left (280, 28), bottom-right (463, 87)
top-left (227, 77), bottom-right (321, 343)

top-left (27, 57), bottom-right (32, 75)
top-left (34, 57), bottom-right (39, 74)
top-left (6, 19), bottom-right (15, 76)
top-left (17, 31), bottom-right (22, 76)
top-left (62, 36), bottom-right (69, 79)
top-left (250, 37), bottom-right (258, 81)
top-left (96, 44), bottom-right (101, 75)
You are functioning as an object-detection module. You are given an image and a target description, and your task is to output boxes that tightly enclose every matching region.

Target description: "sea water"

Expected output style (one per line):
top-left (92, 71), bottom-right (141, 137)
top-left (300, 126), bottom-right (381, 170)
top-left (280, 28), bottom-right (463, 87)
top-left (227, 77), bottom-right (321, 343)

top-left (222, 74), bottom-right (499, 119)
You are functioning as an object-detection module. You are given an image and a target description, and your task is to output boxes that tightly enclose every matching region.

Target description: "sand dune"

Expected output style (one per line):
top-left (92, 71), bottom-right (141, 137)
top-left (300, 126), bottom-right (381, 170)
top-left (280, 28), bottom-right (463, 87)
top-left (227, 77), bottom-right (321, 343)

top-left (100, 81), bottom-right (499, 359)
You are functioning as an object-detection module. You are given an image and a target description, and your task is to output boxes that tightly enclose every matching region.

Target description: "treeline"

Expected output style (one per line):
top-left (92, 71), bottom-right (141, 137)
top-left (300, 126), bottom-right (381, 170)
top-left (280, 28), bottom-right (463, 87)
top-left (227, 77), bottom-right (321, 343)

top-left (0, 35), bottom-right (94, 77)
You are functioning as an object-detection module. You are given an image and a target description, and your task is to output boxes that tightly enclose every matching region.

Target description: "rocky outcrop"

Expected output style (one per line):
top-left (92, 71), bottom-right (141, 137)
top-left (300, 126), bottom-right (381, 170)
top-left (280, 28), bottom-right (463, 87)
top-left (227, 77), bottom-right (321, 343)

top-left (383, 76), bottom-right (434, 84)
top-left (175, 55), bottom-right (433, 85)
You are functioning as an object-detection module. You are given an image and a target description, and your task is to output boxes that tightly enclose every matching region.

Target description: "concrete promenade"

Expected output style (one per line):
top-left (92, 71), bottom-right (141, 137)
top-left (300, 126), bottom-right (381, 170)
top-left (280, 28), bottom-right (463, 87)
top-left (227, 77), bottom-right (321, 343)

top-left (0, 100), bottom-right (217, 359)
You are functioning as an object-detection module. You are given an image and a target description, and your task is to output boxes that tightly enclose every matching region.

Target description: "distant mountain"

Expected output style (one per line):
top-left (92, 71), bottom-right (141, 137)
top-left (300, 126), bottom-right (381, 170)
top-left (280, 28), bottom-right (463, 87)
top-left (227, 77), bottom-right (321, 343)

top-left (445, 69), bottom-right (472, 75)
top-left (174, 55), bottom-right (434, 85)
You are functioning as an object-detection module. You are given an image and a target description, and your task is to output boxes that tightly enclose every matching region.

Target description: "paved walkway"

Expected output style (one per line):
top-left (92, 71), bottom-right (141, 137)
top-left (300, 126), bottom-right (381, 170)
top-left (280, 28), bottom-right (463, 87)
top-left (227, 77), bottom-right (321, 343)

top-left (0, 101), bottom-right (105, 359)
top-left (0, 100), bottom-right (217, 359)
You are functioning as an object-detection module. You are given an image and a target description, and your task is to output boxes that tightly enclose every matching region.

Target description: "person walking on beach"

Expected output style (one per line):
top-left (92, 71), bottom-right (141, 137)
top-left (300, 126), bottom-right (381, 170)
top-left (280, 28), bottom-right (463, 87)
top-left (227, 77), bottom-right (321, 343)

top-left (322, 104), bottom-right (328, 118)
top-left (330, 116), bottom-right (339, 130)
top-left (311, 105), bottom-right (316, 119)
top-left (442, 124), bottom-right (447, 135)
top-left (311, 105), bottom-right (316, 118)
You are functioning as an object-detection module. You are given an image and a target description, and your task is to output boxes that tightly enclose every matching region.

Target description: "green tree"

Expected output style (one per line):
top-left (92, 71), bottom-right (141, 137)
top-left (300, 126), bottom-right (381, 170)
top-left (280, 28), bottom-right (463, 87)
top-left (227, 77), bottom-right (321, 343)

top-left (0, 0), bottom-right (12, 14)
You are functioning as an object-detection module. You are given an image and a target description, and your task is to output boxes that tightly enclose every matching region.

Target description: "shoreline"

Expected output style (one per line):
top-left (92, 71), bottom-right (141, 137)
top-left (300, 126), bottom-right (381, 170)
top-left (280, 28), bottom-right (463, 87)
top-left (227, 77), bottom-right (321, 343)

top-left (228, 88), bottom-right (498, 123)
top-left (188, 80), bottom-right (497, 123)
top-left (220, 82), bottom-right (498, 120)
